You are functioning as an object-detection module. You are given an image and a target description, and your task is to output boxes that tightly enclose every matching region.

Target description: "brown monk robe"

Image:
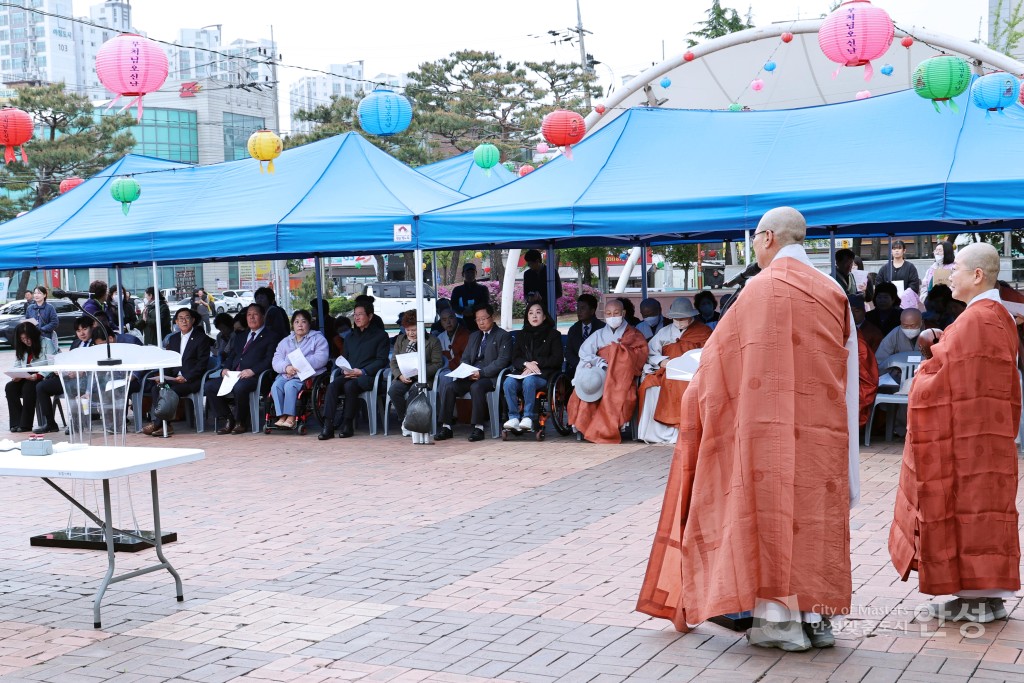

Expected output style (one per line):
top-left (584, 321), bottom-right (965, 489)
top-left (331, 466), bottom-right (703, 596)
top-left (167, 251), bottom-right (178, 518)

top-left (639, 208), bottom-right (858, 650)
top-left (568, 306), bottom-right (648, 444)
top-left (858, 333), bottom-right (878, 427)
top-left (890, 244), bottom-right (1021, 615)
top-left (638, 323), bottom-right (712, 428)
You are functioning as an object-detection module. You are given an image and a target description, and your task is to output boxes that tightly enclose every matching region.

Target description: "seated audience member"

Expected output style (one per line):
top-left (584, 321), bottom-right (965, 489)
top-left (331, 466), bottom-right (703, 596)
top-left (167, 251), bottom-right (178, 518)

top-left (83, 279), bottom-right (112, 329)
top-left (636, 297), bottom-right (712, 444)
top-left (693, 290), bottom-right (720, 329)
top-left (213, 312), bottom-right (235, 368)
top-left (635, 298), bottom-right (668, 341)
top-left (207, 303), bottom-right (280, 435)
top-left (948, 298), bottom-right (966, 322)
top-left (270, 310), bottom-right (329, 431)
top-left (850, 294), bottom-right (883, 354)
top-left (875, 308), bottom-right (924, 369)
top-left (336, 315), bottom-right (353, 340)
top-left (142, 308), bottom-right (212, 437)
top-left (6, 322), bottom-right (56, 433)
top-left (36, 317), bottom-right (95, 432)
top-left (319, 301), bottom-right (390, 440)
top-left (353, 294), bottom-right (387, 331)
top-left (567, 298), bottom-right (647, 444)
top-left (922, 283), bottom-right (955, 328)
top-left (565, 294), bottom-right (604, 379)
top-left (502, 302), bottom-right (563, 432)
top-left (434, 304), bottom-right (512, 442)
top-left (431, 299), bottom-right (452, 335)
top-left (451, 263), bottom-right (490, 331)
top-left (388, 309), bottom-right (443, 436)
top-left (309, 298), bottom-right (343, 358)
top-left (620, 297), bottom-right (641, 327)
top-left (254, 286), bottom-right (289, 340)
top-left (88, 326), bottom-right (143, 431)
top-left (856, 299), bottom-right (879, 430)
top-left (434, 307), bottom-right (469, 374)
top-left (852, 255), bottom-right (874, 301)
top-left (864, 282), bottom-right (902, 336)
top-left (834, 248), bottom-right (857, 295)
top-left (232, 311), bottom-right (247, 333)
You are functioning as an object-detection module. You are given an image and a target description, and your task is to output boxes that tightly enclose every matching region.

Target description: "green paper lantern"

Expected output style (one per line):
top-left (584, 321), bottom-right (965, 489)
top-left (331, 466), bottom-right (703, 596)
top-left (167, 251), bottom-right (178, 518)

top-left (656, 262), bottom-right (665, 270)
top-left (913, 55), bottom-right (971, 113)
top-left (502, 161), bottom-right (516, 172)
top-left (473, 143), bottom-right (500, 175)
top-left (728, 103), bottom-right (742, 112)
top-left (110, 177), bottom-right (140, 215)
top-left (354, 262), bottom-right (362, 269)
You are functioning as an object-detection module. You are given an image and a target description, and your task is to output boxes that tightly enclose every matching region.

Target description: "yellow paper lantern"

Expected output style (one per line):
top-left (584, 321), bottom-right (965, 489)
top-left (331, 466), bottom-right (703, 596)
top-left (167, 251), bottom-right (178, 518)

top-left (474, 251), bottom-right (483, 259)
top-left (248, 129), bottom-right (282, 173)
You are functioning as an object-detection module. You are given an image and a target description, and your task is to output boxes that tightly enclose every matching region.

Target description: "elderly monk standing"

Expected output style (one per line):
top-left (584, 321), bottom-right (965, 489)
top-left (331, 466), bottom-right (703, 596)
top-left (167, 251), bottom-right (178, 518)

top-left (637, 207), bottom-right (859, 652)
top-left (889, 243), bottom-right (1021, 623)
top-left (568, 298), bottom-right (648, 444)
top-left (636, 297), bottom-right (712, 444)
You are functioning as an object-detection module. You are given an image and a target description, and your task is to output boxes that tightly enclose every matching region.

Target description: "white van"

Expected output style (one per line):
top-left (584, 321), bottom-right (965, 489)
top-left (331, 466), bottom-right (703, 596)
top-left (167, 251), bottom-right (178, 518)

top-left (362, 281), bottom-right (437, 326)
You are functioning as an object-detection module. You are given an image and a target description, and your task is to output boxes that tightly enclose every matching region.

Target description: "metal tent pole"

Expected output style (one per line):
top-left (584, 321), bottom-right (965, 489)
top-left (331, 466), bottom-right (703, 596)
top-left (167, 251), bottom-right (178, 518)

top-left (545, 243), bottom-right (557, 321)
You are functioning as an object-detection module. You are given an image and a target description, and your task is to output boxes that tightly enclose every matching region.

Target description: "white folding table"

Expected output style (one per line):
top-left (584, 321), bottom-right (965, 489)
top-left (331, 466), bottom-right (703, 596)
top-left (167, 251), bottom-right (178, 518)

top-left (0, 446), bottom-right (204, 628)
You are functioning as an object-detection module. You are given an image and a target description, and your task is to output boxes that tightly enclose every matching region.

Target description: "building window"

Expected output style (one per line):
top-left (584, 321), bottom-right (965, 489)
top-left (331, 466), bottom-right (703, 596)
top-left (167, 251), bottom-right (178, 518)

top-left (99, 107), bottom-right (199, 164)
top-left (222, 112), bottom-right (265, 161)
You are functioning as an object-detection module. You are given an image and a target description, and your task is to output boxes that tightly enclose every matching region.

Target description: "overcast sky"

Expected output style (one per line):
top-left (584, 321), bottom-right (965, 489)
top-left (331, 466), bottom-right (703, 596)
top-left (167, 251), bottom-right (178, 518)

top-left (73, 0), bottom-right (989, 131)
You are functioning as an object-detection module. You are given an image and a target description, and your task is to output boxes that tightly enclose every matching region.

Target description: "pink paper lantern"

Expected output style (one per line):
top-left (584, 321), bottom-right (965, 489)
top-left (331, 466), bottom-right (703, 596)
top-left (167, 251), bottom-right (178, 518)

top-left (856, 90), bottom-right (872, 99)
top-left (751, 79), bottom-right (764, 91)
top-left (818, 1), bottom-right (894, 81)
top-left (536, 142), bottom-right (549, 154)
top-left (95, 34), bottom-right (169, 121)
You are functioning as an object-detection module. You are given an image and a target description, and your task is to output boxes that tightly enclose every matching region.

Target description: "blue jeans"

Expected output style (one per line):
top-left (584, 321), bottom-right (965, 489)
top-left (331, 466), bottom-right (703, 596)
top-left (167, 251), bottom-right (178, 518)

top-left (271, 375), bottom-right (304, 416)
top-left (503, 374), bottom-right (547, 420)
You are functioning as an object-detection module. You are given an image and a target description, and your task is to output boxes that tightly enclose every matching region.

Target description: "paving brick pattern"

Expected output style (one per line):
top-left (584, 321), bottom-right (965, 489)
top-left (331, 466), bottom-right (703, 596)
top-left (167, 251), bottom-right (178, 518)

top-left (1, 369), bottom-right (1024, 681)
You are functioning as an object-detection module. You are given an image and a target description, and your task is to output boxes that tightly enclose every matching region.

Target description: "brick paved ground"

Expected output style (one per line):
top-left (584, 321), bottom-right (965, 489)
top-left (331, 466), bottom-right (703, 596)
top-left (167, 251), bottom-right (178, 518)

top-left (0, 371), bottom-right (1023, 681)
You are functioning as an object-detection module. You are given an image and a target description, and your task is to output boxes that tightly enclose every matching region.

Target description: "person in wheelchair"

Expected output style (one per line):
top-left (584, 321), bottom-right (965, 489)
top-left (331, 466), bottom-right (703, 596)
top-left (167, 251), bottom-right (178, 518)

top-left (502, 302), bottom-right (563, 432)
top-left (270, 310), bottom-right (329, 431)
top-left (388, 309), bottom-right (443, 436)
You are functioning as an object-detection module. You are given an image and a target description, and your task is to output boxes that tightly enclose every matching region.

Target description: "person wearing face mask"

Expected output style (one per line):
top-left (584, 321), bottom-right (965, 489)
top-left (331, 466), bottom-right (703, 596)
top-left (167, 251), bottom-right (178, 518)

top-left (636, 297), bottom-right (712, 444)
top-left (693, 290), bottom-right (720, 329)
top-left (922, 240), bottom-right (955, 301)
top-left (136, 287), bottom-right (170, 347)
top-left (567, 298), bottom-right (648, 444)
top-left (635, 299), bottom-right (669, 341)
top-left (875, 308), bottom-right (924, 370)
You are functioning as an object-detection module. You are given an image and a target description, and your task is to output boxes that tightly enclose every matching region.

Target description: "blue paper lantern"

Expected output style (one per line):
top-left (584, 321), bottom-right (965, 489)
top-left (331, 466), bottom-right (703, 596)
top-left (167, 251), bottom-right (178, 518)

top-left (357, 89), bottom-right (412, 136)
top-left (880, 63), bottom-right (894, 76)
top-left (971, 72), bottom-right (1021, 116)
top-left (764, 60), bottom-right (777, 73)
top-left (619, 252), bottom-right (629, 260)
top-left (660, 77), bottom-right (671, 88)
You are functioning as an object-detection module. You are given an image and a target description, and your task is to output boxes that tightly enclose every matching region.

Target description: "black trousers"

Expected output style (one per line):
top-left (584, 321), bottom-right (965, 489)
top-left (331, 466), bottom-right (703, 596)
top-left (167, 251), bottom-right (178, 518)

top-left (205, 375), bottom-right (259, 428)
top-left (35, 373), bottom-right (64, 428)
top-left (387, 379), bottom-right (415, 421)
top-left (323, 374), bottom-right (371, 427)
top-left (439, 376), bottom-right (495, 427)
top-left (6, 379), bottom-right (39, 431)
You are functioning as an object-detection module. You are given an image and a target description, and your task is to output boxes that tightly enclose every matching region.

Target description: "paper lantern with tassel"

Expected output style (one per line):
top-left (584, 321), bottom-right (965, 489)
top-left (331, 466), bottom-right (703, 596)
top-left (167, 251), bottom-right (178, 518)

top-left (357, 89), bottom-right (412, 136)
top-left (0, 107), bottom-right (33, 164)
top-left (473, 143), bottom-right (500, 175)
top-left (110, 177), bottom-right (140, 215)
top-left (541, 110), bottom-right (586, 160)
top-left (518, 164), bottom-right (535, 177)
top-left (913, 55), bottom-right (971, 112)
top-left (971, 72), bottom-right (1020, 117)
top-left (818, 0), bottom-right (894, 81)
top-left (248, 129), bottom-right (282, 173)
top-left (95, 34), bottom-right (169, 121)
top-left (59, 177), bottom-right (84, 194)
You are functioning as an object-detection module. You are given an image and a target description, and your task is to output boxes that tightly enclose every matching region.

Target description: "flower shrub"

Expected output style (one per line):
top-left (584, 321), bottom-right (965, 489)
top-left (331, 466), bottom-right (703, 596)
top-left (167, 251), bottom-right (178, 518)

top-left (438, 280), bottom-right (600, 318)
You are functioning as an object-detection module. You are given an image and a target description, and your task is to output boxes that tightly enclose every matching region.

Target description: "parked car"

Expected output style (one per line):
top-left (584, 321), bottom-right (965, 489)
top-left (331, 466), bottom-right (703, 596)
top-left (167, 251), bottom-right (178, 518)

top-left (0, 298), bottom-right (83, 346)
top-left (361, 281), bottom-right (437, 326)
top-left (217, 290), bottom-right (254, 313)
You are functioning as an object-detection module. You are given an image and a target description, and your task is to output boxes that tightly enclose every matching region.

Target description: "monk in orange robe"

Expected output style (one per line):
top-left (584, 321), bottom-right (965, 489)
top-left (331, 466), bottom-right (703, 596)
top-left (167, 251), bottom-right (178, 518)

top-left (858, 325), bottom-right (879, 427)
top-left (637, 297), bottom-right (712, 444)
top-left (568, 297), bottom-right (648, 444)
top-left (889, 243), bottom-right (1021, 623)
top-left (638, 207), bottom-right (859, 652)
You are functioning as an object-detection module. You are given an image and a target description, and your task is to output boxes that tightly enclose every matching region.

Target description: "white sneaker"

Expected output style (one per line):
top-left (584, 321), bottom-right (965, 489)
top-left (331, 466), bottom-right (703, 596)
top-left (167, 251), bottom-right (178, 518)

top-left (401, 426), bottom-right (412, 437)
top-left (519, 417), bottom-right (533, 431)
top-left (503, 418), bottom-right (520, 430)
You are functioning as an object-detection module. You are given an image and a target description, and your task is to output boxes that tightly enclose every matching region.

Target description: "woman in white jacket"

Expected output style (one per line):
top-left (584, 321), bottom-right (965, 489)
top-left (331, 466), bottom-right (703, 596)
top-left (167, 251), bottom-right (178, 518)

top-left (270, 310), bottom-right (328, 430)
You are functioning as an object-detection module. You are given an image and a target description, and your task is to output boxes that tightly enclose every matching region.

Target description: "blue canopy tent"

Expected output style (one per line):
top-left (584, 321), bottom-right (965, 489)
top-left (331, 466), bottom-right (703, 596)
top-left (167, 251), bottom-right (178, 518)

top-left (0, 132), bottom-right (467, 269)
top-left (417, 152), bottom-right (517, 196)
top-left (418, 88), bottom-right (1024, 248)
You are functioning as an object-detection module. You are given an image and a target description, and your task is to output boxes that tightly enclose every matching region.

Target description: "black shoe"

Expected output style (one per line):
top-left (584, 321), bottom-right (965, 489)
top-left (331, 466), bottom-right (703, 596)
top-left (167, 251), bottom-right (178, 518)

top-left (10, 426), bottom-right (21, 433)
top-left (318, 427), bottom-right (335, 441)
top-left (339, 422), bottom-right (354, 438)
top-left (434, 426), bottom-right (453, 441)
top-left (45, 423), bottom-right (60, 433)
top-left (468, 427), bottom-right (485, 442)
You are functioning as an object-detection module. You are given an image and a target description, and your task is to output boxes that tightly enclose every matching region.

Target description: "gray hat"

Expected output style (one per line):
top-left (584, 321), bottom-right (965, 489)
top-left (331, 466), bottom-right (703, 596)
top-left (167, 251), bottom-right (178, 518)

top-left (666, 297), bottom-right (699, 319)
top-left (573, 364), bottom-right (606, 403)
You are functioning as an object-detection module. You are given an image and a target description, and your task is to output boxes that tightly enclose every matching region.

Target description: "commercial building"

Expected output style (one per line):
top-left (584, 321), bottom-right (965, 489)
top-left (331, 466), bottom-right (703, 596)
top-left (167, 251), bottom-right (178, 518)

top-left (288, 61), bottom-right (365, 134)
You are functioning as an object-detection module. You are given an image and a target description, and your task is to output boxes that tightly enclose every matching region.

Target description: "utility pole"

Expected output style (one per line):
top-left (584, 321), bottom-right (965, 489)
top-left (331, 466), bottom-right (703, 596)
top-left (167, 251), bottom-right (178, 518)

top-left (574, 0), bottom-right (593, 109)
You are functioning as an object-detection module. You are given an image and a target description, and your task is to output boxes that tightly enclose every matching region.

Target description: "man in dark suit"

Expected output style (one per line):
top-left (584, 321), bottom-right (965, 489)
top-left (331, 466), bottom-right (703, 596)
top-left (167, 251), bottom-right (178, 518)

top-left (434, 304), bottom-right (512, 442)
top-left (142, 308), bottom-right (212, 437)
top-left (565, 294), bottom-right (605, 379)
top-left (206, 303), bottom-right (280, 434)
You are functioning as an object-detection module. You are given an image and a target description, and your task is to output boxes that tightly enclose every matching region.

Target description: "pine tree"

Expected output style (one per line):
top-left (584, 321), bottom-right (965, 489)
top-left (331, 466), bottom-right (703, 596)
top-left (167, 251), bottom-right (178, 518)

top-left (688, 1), bottom-right (754, 46)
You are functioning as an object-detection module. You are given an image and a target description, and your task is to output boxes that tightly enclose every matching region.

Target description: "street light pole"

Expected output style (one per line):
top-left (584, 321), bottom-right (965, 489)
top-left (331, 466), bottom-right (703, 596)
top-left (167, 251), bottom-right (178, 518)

top-left (575, 0), bottom-right (592, 110)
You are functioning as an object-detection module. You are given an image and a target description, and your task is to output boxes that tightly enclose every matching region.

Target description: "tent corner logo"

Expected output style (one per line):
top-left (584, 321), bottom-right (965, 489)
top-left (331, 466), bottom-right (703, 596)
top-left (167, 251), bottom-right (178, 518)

top-left (393, 223), bottom-right (412, 243)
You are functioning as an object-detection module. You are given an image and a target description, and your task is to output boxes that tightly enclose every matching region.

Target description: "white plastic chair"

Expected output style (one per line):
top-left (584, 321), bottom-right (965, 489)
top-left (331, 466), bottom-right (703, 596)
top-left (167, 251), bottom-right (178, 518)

top-left (864, 351), bottom-right (922, 446)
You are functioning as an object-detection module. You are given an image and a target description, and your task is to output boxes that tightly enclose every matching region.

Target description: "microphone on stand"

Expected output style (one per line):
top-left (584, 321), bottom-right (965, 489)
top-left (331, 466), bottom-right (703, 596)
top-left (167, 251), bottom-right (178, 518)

top-left (53, 289), bottom-right (121, 366)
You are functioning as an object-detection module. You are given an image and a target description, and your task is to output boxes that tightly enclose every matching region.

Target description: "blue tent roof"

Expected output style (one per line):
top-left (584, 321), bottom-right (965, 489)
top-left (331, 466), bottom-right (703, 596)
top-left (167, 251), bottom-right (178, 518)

top-left (417, 152), bottom-right (517, 196)
top-left (418, 87), bottom-right (1023, 248)
top-left (0, 132), bottom-right (467, 269)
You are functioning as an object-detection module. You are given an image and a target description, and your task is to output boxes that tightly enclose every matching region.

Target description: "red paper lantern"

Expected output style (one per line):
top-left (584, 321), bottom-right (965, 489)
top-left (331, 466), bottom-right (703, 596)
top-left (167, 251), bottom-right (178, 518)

top-left (781, 32), bottom-right (794, 43)
top-left (95, 34), bottom-right (169, 121)
top-left (59, 177), bottom-right (84, 194)
top-left (518, 164), bottom-right (535, 177)
top-left (901, 36), bottom-right (914, 48)
top-left (0, 108), bottom-right (33, 164)
top-left (684, 51), bottom-right (696, 61)
top-left (541, 110), bottom-right (586, 160)
top-left (484, 267), bottom-right (491, 274)
top-left (818, 0), bottom-right (894, 80)
top-left (594, 104), bottom-right (606, 114)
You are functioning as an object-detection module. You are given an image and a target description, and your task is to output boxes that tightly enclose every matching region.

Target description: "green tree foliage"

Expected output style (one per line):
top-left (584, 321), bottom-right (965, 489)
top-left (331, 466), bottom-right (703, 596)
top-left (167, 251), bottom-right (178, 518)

top-left (989, 0), bottom-right (1024, 57)
top-left (559, 247), bottom-right (608, 286)
top-left (688, 1), bottom-right (754, 46)
top-left (654, 244), bottom-right (699, 285)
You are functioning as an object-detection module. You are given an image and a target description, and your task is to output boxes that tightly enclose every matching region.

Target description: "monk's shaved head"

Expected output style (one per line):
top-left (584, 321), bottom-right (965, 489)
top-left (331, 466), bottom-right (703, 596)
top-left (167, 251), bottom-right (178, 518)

top-left (605, 299), bottom-right (624, 316)
top-left (756, 207), bottom-right (807, 246)
top-left (900, 308), bottom-right (922, 325)
top-left (957, 243), bottom-right (999, 285)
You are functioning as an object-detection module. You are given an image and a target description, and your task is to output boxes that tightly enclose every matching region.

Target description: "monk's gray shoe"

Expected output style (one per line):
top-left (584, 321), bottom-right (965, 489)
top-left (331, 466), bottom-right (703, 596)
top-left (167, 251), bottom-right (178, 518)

top-left (747, 617), bottom-right (811, 652)
top-left (989, 599), bottom-right (1008, 620)
top-left (927, 598), bottom-right (997, 623)
top-left (802, 617), bottom-right (835, 648)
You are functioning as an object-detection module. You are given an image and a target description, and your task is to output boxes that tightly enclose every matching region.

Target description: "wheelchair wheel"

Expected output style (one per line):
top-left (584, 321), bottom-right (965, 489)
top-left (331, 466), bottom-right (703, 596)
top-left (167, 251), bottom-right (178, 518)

top-left (548, 374), bottom-right (573, 436)
top-left (310, 373), bottom-right (330, 426)
top-left (297, 422), bottom-right (307, 436)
